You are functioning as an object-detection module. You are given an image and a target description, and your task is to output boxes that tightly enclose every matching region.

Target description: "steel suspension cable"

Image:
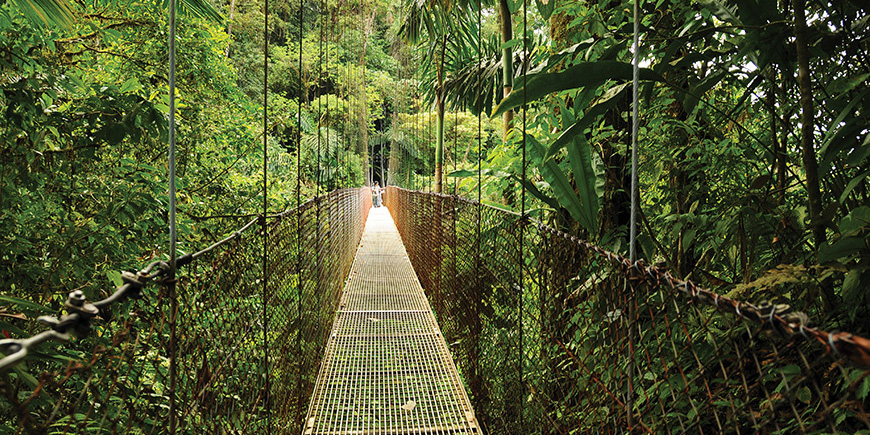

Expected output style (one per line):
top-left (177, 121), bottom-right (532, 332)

top-left (627, 0), bottom-right (642, 427)
top-left (262, 0), bottom-right (271, 427)
top-left (325, 4), bottom-right (331, 190)
top-left (167, 0), bottom-right (178, 430)
top-left (629, 0), bottom-right (640, 262)
top-left (475, 0), bottom-right (482, 316)
top-left (519, 0), bottom-right (528, 425)
top-left (294, 0), bottom-right (304, 412)
top-left (453, 108), bottom-right (457, 195)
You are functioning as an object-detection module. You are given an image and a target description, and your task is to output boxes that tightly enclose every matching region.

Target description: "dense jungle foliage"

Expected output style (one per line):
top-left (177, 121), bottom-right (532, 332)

top-left (1, 0), bottom-right (869, 431)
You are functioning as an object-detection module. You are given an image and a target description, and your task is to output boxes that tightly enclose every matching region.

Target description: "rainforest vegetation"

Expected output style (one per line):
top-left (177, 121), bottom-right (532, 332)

top-left (3, 0), bottom-right (869, 332)
top-left (1, 0), bottom-right (870, 431)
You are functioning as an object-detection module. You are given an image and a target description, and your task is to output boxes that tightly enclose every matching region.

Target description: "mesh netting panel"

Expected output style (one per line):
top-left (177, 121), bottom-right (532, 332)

top-left (1, 187), bottom-right (371, 434)
top-left (386, 186), bottom-right (870, 434)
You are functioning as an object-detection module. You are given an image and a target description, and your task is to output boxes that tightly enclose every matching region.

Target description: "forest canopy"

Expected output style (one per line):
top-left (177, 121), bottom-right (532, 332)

top-left (1, 0), bottom-right (869, 367)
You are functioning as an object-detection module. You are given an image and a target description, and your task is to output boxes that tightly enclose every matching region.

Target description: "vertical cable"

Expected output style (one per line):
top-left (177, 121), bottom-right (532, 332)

top-left (627, 0), bottom-right (641, 428)
top-left (629, 0), bottom-right (640, 262)
top-left (296, 0), bottom-right (303, 207)
top-left (317, 1), bottom-right (323, 194)
top-left (453, 109), bottom-right (457, 195)
top-left (325, 4), bottom-right (331, 190)
top-left (293, 0), bottom-right (304, 417)
top-left (473, 0), bottom-right (484, 418)
top-left (474, 0), bottom-right (483, 412)
top-left (519, 0), bottom-right (528, 426)
top-left (167, 0), bottom-right (177, 431)
top-left (262, 0), bottom-right (271, 428)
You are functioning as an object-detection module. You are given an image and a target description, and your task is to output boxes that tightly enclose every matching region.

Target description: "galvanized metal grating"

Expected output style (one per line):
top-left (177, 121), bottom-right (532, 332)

top-left (304, 207), bottom-right (479, 435)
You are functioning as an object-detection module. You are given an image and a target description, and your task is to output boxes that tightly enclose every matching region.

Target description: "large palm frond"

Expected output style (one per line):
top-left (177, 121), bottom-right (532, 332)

top-left (8, 0), bottom-right (222, 28)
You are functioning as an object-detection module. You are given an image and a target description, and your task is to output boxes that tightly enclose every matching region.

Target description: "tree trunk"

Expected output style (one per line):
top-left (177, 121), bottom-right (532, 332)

top-left (794, 0), bottom-right (825, 253)
top-left (225, 0), bottom-right (237, 57)
top-left (768, 67), bottom-right (787, 204)
top-left (499, 0), bottom-right (513, 138)
top-left (435, 35), bottom-right (447, 193)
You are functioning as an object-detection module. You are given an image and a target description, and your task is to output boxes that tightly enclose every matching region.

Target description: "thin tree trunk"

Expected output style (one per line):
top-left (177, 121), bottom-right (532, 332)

top-left (499, 0), bottom-right (513, 138)
top-left (225, 0), bottom-right (237, 57)
top-left (435, 35), bottom-right (447, 193)
top-left (794, 0), bottom-right (825, 252)
top-left (794, 0), bottom-right (837, 310)
top-left (768, 67), bottom-right (787, 204)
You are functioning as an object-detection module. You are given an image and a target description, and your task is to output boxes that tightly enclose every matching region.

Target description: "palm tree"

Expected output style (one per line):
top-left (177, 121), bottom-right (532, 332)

top-left (399, 0), bottom-right (504, 193)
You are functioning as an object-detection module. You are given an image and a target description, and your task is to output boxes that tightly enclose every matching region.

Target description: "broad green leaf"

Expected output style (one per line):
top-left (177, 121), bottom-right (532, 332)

top-left (819, 88), bottom-right (870, 160)
top-left (695, 0), bottom-right (740, 24)
top-left (8, 0), bottom-right (77, 28)
top-left (827, 73), bottom-right (870, 97)
top-left (534, 0), bottom-right (555, 20)
top-left (839, 171), bottom-right (869, 204)
top-left (492, 61), bottom-right (662, 117)
top-left (684, 71), bottom-right (727, 114)
top-left (120, 77), bottom-right (143, 94)
top-left (795, 386), bottom-right (811, 404)
top-left (839, 206), bottom-right (870, 235)
top-left (161, 0), bottom-right (223, 22)
top-left (0, 296), bottom-right (53, 314)
top-left (528, 136), bottom-right (595, 233)
top-left (547, 83), bottom-right (628, 158)
top-left (500, 39), bottom-right (522, 50)
top-left (566, 134), bottom-right (599, 234)
top-left (107, 270), bottom-right (125, 287)
top-left (518, 178), bottom-right (561, 211)
top-left (819, 236), bottom-right (866, 263)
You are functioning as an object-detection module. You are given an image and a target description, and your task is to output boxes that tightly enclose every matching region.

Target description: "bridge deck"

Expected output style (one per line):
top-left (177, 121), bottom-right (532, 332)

top-left (303, 207), bottom-right (480, 435)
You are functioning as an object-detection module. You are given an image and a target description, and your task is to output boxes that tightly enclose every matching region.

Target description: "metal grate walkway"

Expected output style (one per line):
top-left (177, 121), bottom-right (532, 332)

top-left (303, 207), bottom-right (480, 435)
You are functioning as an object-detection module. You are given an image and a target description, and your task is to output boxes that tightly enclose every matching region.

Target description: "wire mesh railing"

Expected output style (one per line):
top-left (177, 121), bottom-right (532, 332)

top-left (0, 187), bottom-right (371, 434)
top-left (386, 186), bottom-right (870, 434)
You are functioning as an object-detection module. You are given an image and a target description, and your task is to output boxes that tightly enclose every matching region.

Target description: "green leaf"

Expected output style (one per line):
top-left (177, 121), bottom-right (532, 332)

top-left (684, 71), bottom-right (727, 114)
top-left (528, 136), bottom-right (595, 233)
top-left (120, 77), bottom-right (143, 94)
top-left (566, 134), bottom-right (599, 234)
top-left (162, 0), bottom-right (223, 22)
top-left (107, 270), bottom-right (124, 287)
top-left (546, 83), bottom-right (629, 158)
top-left (826, 72), bottom-right (870, 97)
top-left (500, 39), bottom-right (522, 50)
top-left (447, 168), bottom-right (510, 178)
top-left (839, 206), bottom-right (870, 235)
top-left (534, 0), bottom-right (555, 20)
top-left (795, 386), bottom-right (811, 404)
top-left (839, 171), bottom-right (869, 204)
top-left (518, 178), bottom-right (561, 211)
top-left (695, 0), bottom-right (740, 24)
top-left (819, 88), bottom-right (870, 161)
top-left (819, 236), bottom-right (866, 263)
top-left (492, 61), bottom-right (663, 117)
top-left (0, 296), bottom-right (53, 314)
top-left (859, 374), bottom-right (870, 400)
top-left (8, 0), bottom-right (77, 28)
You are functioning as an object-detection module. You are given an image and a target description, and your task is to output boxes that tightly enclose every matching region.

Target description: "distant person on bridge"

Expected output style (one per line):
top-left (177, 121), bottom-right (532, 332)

top-left (373, 182), bottom-right (384, 207)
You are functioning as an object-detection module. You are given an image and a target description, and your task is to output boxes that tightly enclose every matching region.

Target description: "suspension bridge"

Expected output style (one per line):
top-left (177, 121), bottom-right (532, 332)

top-left (1, 186), bottom-right (870, 434)
top-left (2, 0), bottom-right (870, 430)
